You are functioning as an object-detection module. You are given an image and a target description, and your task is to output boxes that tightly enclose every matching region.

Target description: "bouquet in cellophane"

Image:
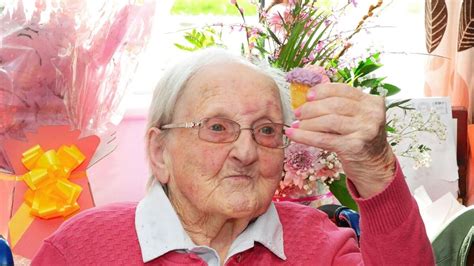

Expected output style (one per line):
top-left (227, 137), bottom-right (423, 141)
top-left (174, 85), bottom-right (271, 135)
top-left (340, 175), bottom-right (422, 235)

top-left (0, 0), bottom-right (157, 258)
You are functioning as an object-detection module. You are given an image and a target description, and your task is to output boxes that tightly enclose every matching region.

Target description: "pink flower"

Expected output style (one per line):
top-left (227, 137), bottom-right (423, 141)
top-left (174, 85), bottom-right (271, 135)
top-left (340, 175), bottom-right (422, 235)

top-left (316, 41), bottom-right (324, 52)
top-left (301, 50), bottom-right (316, 65)
top-left (248, 42), bottom-right (255, 50)
top-left (277, 142), bottom-right (343, 201)
top-left (315, 151), bottom-right (343, 182)
top-left (283, 143), bottom-right (323, 188)
top-left (250, 27), bottom-right (261, 35)
top-left (230, 0), bottom-right (237, 4)
top-left (267, 6), bottom-right (293, 34)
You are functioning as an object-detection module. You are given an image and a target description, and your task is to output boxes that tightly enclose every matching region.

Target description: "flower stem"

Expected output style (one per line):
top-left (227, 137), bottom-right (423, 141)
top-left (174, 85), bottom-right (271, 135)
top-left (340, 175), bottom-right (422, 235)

top-left (334, 0), bottom-right (383, 60)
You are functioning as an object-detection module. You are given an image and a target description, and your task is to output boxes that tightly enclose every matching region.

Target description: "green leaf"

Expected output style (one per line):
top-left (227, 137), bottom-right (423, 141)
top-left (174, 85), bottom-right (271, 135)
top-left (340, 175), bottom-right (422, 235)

top-left (385, 124), bottom-right (396, 133)
top-left (355, 63), bottom-right (382, 77)
top-left (277, 11), bottom-right (290, 32)
top-left (174, 43), bottom-right (197, 51)
top-left (371, 52), bottom-right (381, 60)
top-left (184, 34), bottom-right (201, 47)
top-left (381, 83), bottom-right (401, 96)
top-left (266, 28), bottom-right (281, 46)
top-left (283, 23), bottom-right (305, 65)
top-left (253, 38), bottom-right (270, 58)
top-left (291, 13), bottom-right (326, 66)
top-left (313, 44), bottom-right (337, 65)
top-left (175, 27), bottom-right (223, 52)
top-left (274, 4), bottom-right (329, 69)
top-left (312, 38), bottom-right (338, 65)
top-left (360, 77), bottom-right (386, 88)
top-left (329, 174), bottom-right (358, 211)
top-left (387, 99), bottom-right (412, 110)
top-left (278, 22), bottom-right (305, 70)
top-left (337, 68), bottom-right (351, 80)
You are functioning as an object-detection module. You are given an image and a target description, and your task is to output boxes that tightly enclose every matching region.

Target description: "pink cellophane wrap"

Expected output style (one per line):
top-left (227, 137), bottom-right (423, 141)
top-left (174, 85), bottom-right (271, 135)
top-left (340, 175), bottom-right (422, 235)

top-left (0, 0), bottom-right (157, 171)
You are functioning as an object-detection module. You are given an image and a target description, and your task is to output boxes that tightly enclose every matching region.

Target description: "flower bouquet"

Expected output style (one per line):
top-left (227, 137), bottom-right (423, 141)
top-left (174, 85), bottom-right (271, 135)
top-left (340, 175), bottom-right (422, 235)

top-left (175, 0), bottom-right (447, 210)
top-left (235, 0), bottom-right (402, 210)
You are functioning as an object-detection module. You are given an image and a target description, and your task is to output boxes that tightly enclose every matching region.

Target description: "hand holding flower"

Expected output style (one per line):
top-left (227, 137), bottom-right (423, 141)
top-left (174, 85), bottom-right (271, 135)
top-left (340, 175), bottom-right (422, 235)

top-left (286, 83), bottom-right (396, 198)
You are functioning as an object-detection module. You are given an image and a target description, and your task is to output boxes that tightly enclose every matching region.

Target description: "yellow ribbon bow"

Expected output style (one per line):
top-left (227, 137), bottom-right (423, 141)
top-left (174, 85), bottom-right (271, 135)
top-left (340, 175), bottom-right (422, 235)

top-left (20, 144), bottom-right (85, 219)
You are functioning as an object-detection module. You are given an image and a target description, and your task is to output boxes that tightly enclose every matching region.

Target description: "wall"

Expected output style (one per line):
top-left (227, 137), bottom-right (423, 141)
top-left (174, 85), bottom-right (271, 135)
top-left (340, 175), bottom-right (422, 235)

top-left (88, 111), bottom-right (149, 206)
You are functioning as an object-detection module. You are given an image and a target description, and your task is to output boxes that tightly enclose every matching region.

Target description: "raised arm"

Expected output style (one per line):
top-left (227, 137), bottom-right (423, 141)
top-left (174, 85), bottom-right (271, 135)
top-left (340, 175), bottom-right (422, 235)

top-left (285, 83), bottom-right (435, 265)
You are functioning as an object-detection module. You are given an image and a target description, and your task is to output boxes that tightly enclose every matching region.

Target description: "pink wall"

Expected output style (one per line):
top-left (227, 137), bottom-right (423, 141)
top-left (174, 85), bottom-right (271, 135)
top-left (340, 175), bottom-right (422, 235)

top-left (88, 113), bottom-right (149, 206)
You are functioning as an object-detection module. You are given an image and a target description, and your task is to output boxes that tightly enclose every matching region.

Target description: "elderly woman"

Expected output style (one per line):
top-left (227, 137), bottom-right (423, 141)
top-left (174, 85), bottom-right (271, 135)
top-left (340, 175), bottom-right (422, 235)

top-left (32, 48), bottom-right (434, 265)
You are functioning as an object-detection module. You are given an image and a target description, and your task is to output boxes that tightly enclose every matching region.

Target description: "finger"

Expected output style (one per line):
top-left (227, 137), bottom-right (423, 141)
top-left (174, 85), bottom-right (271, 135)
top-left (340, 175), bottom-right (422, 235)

top-left (296, 114), bottom-right (358, 135)
top-left (285, 127), bottom-right (346, 153)
top-left (285, 127), bottom-right (373, 161)
top-left (309, 83), bottom-right (365, 101)
top-left (298, 97), bottom-right (361, 120)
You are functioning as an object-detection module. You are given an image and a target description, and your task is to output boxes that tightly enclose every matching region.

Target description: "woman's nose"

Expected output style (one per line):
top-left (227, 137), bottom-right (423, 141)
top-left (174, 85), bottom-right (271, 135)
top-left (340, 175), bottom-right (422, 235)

top-left (229, 129), bottom-right (258, 166)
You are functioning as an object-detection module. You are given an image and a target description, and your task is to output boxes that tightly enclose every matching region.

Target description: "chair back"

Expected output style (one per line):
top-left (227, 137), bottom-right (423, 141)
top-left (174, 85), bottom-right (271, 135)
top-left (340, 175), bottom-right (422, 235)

top-left (318, 204), bottom-right (360, 241)
top-left (0, 235), bottom-right (14, 266)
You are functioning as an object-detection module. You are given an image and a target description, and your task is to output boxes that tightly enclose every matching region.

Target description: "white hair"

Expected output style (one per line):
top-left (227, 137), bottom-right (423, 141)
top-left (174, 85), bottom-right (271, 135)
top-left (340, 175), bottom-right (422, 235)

top-left (145, 47), bottom-right (293, 188)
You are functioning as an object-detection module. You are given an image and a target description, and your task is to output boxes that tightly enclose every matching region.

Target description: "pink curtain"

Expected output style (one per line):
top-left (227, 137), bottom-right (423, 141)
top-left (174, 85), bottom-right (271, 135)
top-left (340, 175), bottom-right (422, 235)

top-left (424, 0), bottom-right (474, 121)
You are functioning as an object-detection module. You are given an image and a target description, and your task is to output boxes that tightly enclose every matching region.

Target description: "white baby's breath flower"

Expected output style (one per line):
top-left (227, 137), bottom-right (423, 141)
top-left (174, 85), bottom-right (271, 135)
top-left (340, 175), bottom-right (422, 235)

top-left (387, 107), bottom-right (446, 169)
top-left (376, 86), bottom-right (388, 97)
top-left (413, 149), bottom-right (432, 169)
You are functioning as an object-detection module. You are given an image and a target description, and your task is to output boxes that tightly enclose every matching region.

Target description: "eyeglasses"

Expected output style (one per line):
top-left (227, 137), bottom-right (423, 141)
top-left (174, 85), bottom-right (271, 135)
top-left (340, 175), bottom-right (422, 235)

top-left (160, 117), bottom-right (290, 149)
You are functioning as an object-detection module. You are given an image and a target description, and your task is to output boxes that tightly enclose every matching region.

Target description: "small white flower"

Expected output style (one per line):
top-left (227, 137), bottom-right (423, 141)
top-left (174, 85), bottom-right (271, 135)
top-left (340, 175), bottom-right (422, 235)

top-left (387, 107), bottom-right (446, 169)
top-left (326, 153), bottom-right (335, 161)
top-left (376, 86), bottom-right (388, 97)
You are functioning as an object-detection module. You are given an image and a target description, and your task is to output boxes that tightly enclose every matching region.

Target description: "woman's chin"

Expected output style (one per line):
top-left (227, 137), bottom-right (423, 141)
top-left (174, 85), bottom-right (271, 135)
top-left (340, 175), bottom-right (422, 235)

top-left (218, 193), bottom-right (270, 218)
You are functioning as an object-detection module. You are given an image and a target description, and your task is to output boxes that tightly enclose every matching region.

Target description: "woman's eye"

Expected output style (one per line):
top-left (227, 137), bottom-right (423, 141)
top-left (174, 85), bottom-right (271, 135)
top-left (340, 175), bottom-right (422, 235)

top-left (260, 126), bottom-right (276, 135)
top-left (210, 123), bottom-right (226, 131)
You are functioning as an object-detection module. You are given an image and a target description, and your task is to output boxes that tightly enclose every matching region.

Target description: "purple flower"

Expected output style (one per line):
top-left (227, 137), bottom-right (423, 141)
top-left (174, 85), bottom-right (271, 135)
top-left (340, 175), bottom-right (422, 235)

top-left (285, 67), bottom-right (322, 87)
top-left (348, 0), bottom-right (357, 7)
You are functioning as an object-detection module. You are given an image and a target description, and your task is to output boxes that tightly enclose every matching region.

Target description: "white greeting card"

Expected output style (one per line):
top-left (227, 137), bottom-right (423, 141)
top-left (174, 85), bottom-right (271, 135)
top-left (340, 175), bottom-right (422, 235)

top-left (387, 97), bottom-right (459, 201)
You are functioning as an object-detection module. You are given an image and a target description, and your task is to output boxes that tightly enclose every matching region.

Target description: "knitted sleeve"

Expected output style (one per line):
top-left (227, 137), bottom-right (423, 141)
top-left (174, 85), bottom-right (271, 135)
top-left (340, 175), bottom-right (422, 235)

top-left (335, 160), bottom-right (436, 265)
top-left (31, 240), bottom-right (67, 266)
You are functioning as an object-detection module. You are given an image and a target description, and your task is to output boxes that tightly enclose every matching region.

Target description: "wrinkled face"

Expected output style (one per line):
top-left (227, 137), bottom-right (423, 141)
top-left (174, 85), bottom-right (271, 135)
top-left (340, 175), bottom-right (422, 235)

top-left (163, 62), bottom-right (285, 220)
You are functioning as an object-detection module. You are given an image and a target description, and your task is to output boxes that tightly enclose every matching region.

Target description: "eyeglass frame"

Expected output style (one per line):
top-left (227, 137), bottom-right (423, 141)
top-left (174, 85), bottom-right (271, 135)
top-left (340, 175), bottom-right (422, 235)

top-left (159, 117), bottom-right (290, 149)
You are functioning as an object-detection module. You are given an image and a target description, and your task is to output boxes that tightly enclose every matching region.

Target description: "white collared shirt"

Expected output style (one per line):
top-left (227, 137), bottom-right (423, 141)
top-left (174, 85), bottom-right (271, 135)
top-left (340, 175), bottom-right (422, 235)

top-left (135, 184), bottom-right (287, 265)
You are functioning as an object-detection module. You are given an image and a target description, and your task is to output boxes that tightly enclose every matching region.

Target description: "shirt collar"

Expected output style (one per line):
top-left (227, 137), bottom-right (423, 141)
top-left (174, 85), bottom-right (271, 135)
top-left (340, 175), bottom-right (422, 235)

top-left (135, 183), bottom-right (286, 263)
top-left (227, 200), bottom-right (286, 261)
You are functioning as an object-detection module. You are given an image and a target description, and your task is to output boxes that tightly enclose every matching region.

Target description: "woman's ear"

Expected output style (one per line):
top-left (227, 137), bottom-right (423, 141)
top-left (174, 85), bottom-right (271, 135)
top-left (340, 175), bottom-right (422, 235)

top-left (147, 127), bottom-right (170, 184)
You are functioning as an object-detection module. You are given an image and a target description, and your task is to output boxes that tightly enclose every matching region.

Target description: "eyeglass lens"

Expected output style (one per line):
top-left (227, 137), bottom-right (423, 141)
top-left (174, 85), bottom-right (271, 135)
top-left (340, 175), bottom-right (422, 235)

top-left (198, 117), bottom-right (288, 148)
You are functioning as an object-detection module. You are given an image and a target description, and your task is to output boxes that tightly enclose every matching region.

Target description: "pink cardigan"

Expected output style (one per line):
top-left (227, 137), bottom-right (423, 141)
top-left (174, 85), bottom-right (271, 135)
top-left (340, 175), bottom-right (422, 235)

top-left (32, 166), bottom-right (435, 265)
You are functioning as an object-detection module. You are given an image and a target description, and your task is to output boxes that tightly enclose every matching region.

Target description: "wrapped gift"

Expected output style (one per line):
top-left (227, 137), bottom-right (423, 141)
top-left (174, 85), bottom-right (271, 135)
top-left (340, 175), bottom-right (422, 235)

top-left (0, 0), bottom-right (157, 172)
top-left (2, 126), bottom-right (99, 258)
top-left (0, 0), bottom-right (157, 259)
